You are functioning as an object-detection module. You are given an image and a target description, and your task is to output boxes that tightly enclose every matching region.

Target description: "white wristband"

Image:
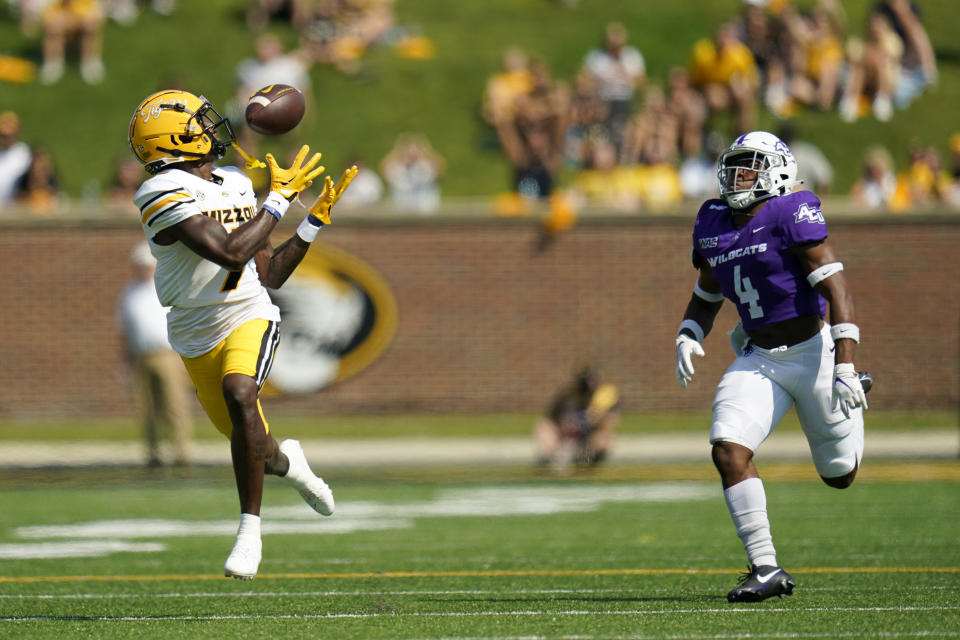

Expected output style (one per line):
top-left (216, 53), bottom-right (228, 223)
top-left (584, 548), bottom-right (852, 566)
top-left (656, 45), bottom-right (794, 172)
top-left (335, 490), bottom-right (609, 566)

top-left (262, 191), bottom-right (290, 221)
top-left (830, 322), bottom-right (860, 344)
top-left (807, 262), bottom-right (843, 287)
top-left (694, 282), bottom-right (725, 303)
top-left (296, 216), bottom-right (323, 243)
top-left (678, 318), bottom-right (705, 343)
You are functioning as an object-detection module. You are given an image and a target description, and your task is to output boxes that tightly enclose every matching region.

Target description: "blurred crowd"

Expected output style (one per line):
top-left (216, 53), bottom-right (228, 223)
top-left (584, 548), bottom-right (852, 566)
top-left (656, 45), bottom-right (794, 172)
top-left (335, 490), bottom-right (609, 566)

top-left (1, 0), bottom-right (450, 216)
top-left (0, 0), bottom-right (957, 219)
top-left (484, 0), bottom-right (949, 217)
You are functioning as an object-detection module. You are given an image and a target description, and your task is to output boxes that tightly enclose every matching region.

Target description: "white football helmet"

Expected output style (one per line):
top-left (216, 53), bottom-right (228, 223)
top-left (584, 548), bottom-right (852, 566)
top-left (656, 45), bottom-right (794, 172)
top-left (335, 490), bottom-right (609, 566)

top-left (717, 131), bottom-right (799, 209)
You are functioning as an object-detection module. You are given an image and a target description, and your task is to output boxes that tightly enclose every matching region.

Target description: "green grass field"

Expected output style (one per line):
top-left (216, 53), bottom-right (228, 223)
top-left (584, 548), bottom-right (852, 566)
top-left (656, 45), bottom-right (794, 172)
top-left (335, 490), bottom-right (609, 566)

top-left (1, 463), bottom-right (958, 639)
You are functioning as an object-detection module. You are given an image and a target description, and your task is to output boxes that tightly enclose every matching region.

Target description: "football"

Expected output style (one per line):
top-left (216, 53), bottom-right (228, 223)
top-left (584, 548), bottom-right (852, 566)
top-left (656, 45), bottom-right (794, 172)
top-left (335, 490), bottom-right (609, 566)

top-left (245, 84), bottom-right (305, 135)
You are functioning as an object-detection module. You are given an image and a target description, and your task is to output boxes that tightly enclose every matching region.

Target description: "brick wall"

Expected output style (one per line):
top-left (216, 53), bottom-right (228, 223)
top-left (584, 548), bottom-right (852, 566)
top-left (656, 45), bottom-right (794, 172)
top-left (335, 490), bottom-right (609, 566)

top-left (1, 215), bottom-right (957, 419)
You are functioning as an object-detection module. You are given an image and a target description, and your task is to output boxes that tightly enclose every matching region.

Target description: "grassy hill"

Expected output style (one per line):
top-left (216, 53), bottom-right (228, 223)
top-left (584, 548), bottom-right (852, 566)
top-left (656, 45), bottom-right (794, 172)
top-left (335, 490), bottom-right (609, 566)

top-left (1, 0), bottom-right (958, 200)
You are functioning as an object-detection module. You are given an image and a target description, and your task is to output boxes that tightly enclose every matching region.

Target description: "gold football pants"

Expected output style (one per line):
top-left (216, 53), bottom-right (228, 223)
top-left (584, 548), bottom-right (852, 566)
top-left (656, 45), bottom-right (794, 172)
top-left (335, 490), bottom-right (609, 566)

top-left (181, 319), bottom-right (279, 438)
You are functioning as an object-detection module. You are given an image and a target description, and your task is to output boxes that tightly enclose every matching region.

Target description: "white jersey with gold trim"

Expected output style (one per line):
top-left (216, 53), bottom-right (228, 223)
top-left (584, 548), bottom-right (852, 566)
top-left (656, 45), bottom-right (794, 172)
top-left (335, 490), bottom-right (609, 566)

top-left (134, 166), bottom-right (280, 357)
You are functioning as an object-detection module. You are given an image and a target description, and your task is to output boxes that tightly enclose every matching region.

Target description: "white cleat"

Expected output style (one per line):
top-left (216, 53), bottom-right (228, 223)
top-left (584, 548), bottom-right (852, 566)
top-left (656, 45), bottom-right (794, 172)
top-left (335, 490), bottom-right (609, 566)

top-left (279, 439), bottom-right (335, 516)
top-left (224, 536), bottom-right (262, 580)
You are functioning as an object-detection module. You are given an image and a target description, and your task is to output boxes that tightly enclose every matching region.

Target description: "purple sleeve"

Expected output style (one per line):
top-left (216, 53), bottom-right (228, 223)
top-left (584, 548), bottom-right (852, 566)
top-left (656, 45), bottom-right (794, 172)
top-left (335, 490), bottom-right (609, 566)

top-left (779, 191), bottom-right (828, 247)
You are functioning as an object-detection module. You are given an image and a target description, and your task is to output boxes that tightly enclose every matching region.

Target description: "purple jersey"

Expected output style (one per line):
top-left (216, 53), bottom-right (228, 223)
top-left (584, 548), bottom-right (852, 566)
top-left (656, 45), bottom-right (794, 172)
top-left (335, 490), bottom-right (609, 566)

top-left (691, 191), bottom-right (828, 331)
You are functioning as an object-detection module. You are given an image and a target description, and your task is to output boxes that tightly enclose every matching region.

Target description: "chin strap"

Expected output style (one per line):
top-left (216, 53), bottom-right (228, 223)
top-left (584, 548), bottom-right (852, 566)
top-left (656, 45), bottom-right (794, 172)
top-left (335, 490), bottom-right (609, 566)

top-left (231, 142), bottom-right (266, 170)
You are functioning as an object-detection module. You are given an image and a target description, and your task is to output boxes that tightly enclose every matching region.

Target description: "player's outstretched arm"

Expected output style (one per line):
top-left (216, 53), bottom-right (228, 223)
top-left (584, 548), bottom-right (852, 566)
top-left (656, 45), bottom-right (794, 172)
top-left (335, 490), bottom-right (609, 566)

top-left (155, 210), bottom-right (279, 271)
top-left (255, 165), bottom-right (358, 290)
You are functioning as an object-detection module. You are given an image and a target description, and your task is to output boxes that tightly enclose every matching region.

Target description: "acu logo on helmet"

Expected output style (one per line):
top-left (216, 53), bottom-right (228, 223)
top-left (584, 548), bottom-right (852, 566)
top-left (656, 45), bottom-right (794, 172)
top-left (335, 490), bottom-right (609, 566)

top-left (794, 203), bottom-right (824, 224)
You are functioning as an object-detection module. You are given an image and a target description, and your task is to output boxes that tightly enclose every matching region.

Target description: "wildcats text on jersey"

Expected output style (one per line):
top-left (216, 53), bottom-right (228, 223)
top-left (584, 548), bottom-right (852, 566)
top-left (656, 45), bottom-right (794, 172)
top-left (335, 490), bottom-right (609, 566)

top-left (706, 243), bottom-right (768, 267)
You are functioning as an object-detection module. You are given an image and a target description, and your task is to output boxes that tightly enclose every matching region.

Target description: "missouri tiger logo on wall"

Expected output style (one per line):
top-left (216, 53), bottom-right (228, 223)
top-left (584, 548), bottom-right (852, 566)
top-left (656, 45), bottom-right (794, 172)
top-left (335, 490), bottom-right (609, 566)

top-left (265, 243), bottom-right (397, 394)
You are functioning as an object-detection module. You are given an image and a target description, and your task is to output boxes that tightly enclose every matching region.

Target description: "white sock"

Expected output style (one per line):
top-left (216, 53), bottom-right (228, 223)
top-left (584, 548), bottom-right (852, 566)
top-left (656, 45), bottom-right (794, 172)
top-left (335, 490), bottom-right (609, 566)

top-left (236, 513), bottom-right (261, 540)
top-left (724, 477), bottom-right (777, 568)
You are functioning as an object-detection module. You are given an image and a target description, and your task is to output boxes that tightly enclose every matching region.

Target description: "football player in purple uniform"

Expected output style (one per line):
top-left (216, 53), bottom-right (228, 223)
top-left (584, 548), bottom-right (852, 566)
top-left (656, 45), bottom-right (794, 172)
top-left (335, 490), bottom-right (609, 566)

top-left (674, 131), bottom-right (868, 602)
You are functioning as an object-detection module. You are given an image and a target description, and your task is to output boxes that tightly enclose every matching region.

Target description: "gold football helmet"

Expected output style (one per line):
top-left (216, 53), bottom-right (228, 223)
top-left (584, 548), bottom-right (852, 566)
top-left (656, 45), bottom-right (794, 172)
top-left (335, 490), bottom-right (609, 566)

top-left (128, 90), bottom-right (236, 174)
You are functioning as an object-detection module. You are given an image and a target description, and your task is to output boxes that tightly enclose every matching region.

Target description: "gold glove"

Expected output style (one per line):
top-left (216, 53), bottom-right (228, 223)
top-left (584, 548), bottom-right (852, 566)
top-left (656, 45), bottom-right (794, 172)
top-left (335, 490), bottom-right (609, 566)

top-left (307, 165), bottom-right (359, 224)
top-left (266, 145), bottom-right (325, 201)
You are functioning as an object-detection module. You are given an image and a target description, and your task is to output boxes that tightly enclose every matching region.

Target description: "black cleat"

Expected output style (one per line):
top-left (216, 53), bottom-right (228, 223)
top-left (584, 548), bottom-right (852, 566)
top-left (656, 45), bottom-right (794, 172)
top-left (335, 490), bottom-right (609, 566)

top-left (858, 371), bottom-right (873, 394)
top-left (727, 565), bottom-right (796, 602)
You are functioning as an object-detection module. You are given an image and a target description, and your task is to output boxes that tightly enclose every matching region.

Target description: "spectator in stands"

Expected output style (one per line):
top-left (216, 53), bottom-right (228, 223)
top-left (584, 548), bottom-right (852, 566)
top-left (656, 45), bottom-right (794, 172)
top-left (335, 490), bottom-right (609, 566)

top-left (234, 32), bottom-right (314, 118)
top-left (38, 0), bottom-right (107, 85)
top-left (570, 131), bottom-right (642, 213)
top-left (688, 22), bottom-right (760, 133)
top-left (635, 162), bottom-right (684, 213)
top-left (902, 143), bottom-right (951, 207)
top-left (849, 144), bottom-right (909, 211)
top-left (105, 0), bottom-right (176, 24)
top-left (734, 0), bottom-right (792, 118)
top-left (777, 124), bottom-right (834, 194)
top-left (621, 86), bottom-right (679, 167)
top-left (339, 0), bottom-right (395, 55)
top-left (839, 12), bottom-right (902, 122)
top-left (534, 365), bottom-right (621, 469)
top-left (247, 0), bottom-right (314, 32)
top-left (678, 130), bottom-right (726, 202)
top-left (495, 59), bottom-right (569, 201)
top-left (872, 0), bottom-right (938, 110)
top-left (666, 66), bottom-right (708, 160)
top-left (797, 1), bottom-right (847, 112)
top-left (104, 154), bottom-right (144, 215)
top-left (117, 241), bottom-right (194, 468)
top-left (13, 145), bottom-right (60, 216)
top-left (482, 46), bottom-right (533, 130)
top-left (301, 0), bottom-right (396, 74)
top-left (334, 155), bottom-right (384, 210)
top-left (581, 22), bottom-right (646, 152)
top-left (0, 111), bottom-right (32, 210)
top-left (561, 68), bottom-right (608, 170)
top-left (380, 133), bottom-right (445, 214)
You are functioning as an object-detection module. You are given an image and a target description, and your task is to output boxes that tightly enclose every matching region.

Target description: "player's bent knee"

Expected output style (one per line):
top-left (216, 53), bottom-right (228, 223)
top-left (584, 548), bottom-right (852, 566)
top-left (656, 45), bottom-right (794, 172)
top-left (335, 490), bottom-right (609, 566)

top-left (221, 374), bottom-right (259, 412)
top-left (712, 441), bottom-right (752, 463)
top-left (711, 441), bottom-right (753, 478)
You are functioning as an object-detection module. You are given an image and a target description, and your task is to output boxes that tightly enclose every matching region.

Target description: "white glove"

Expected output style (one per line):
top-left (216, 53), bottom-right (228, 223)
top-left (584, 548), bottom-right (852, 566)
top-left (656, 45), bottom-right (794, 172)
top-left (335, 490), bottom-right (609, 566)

top-left (728, 321), bottom-right (749, 356)
top-left (833, 362), bottom-right (868, 418)
top-left (675, 334), bottom-right (705, 388)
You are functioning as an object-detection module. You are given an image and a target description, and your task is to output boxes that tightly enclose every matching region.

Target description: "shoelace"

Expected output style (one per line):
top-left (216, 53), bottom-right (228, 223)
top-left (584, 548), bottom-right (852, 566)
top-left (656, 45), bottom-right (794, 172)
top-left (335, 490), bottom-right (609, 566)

top-left (734, 565), bottom-right (754, 586)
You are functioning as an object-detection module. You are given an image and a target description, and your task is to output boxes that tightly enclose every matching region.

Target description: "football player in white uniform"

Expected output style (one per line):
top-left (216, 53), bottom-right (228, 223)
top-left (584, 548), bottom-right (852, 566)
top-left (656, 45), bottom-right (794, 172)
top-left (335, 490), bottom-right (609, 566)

top-left (129, 89), bottom-right (357, 579)
top-left (674, 131), bottom-right (868, 602)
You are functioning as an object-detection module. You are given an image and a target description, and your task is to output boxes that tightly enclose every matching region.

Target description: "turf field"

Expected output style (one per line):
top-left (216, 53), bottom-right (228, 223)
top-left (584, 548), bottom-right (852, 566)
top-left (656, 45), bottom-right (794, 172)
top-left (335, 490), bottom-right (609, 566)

top-left (1, 463), bottom-right (958, 639)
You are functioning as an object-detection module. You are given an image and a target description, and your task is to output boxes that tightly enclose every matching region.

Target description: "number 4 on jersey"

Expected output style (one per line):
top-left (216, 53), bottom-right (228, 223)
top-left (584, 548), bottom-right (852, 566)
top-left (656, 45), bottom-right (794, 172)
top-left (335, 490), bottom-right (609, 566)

top-left (733, 265), bottom-right (764, 319)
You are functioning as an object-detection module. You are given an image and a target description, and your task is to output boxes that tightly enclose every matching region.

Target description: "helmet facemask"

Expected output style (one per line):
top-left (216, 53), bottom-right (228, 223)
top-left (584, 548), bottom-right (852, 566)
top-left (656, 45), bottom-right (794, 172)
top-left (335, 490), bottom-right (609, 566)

top-left (716, 132), bottom-right (799, 210)
top-left (151, 98), bottom-right (235, 171)
top-left (718, 149), bottom-right (777, 209)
